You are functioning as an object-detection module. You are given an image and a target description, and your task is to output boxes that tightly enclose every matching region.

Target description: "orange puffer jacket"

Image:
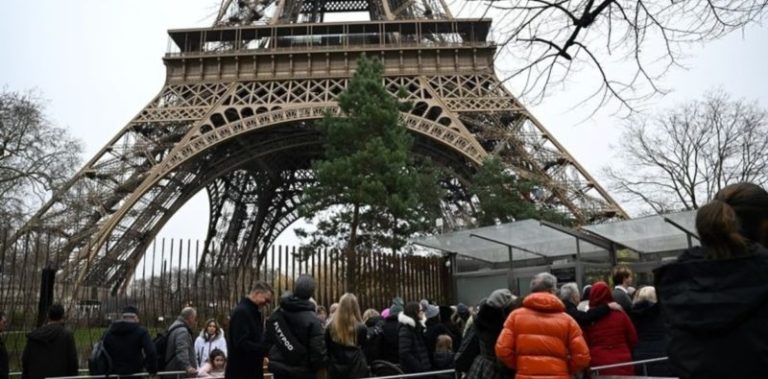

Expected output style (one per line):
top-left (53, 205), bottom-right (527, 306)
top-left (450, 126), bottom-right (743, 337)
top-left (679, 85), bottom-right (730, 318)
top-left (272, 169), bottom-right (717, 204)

top-left (495, 292), bottom-right (591, 379)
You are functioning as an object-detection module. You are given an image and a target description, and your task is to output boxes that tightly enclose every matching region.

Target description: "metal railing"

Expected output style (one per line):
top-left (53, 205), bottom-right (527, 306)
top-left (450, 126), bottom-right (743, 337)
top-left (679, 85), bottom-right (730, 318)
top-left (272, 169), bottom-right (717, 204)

top-left (591, 357), bottom-right (672, 377)
top-left (48, 372), bottom-right (187, 379)
top-left (45, 372), bottom-right (272, 379)
top-left (362, 369), bottom-right (456, 379)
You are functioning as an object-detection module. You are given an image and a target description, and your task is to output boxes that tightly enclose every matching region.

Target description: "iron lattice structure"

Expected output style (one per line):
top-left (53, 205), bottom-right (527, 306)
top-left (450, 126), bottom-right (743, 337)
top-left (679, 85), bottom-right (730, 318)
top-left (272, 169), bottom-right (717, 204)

top-left (16, 0), bottom-right (626, 294)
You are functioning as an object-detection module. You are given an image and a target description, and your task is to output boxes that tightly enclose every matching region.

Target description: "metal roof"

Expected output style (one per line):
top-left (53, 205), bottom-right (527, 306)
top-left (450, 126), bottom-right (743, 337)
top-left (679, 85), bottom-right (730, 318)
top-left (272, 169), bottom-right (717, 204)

top-left (410, 219), bottom-right (605, 263)
top-left (410, 210), bottom-right (699, 262)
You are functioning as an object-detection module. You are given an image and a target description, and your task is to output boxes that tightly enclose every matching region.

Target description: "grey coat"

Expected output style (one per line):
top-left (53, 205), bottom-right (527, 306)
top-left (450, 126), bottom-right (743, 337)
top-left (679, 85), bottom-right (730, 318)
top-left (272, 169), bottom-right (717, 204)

top-left (612, 287), bottom-right (633, 312)
top-left (165, 319), bottom-right (196, 371)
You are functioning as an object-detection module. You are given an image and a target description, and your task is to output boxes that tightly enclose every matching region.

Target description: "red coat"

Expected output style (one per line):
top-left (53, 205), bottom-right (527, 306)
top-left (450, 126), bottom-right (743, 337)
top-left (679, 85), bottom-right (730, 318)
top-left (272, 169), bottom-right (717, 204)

top-left (586, 282), bottom-right (638, 376)
top-left (495, 292), bottom-right (590, 379)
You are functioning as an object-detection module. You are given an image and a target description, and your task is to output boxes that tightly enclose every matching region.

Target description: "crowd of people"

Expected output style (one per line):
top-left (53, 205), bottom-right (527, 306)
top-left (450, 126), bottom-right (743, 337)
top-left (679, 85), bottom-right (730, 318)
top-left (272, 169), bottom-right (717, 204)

top-left (3, 182), bottom-right (768, 379)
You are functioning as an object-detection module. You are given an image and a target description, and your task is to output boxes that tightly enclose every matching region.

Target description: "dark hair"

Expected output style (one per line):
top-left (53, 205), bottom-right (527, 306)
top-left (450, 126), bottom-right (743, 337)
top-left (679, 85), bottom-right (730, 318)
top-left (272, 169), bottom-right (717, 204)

top-left (697, 183), bottom-right (768, 259)
top-left (404, 301), bottom-right (421, 320)
top-left (48, 303), bottom-right (65, 321)
top-left (611, 266), bottom-right (633, 287)
top-left (316, 305), bottom-right (327, 315)
top-left (251, 281), bottom-right (273, 294)
top-left (209, 348), bottom-right (226, 362)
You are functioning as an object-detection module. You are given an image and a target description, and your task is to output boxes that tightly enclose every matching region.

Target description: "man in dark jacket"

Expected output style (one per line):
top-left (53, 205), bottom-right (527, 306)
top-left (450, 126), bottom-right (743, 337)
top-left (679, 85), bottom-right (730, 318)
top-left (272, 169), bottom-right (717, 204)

top-left (656, 244), bottom-right (768, 378)
top-left (0, 311), bottom-right (8, 379)
top-left (102, 305), bottom-right (157, 375)
top-left (558, 282), bottom-right (620, 329)
top-left (21, 304), bottom-right (78, 379)
top-left (226, 281), bottom-right (273, 379)
top-left (265, 275), bottom-right (327, 379)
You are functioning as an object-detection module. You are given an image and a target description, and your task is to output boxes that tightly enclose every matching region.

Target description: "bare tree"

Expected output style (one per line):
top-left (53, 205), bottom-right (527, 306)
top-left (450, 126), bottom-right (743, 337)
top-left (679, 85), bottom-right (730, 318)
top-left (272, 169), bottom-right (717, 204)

top-left (606, 89), bottom-right (768, 213)
top-left (0, 89), bottom-right (81, 227)
top-left (455, 0), bottom-right (767, 113)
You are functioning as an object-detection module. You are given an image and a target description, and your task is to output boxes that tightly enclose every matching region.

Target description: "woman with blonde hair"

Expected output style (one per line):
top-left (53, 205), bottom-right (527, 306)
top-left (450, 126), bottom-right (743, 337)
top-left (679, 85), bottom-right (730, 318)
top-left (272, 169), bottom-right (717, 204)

top-left (361, 308), bottom-right (385, 363)
top-left (325, 293), bottom-right (370, 378)
top-left (630, 286), bottom-right (671, 376)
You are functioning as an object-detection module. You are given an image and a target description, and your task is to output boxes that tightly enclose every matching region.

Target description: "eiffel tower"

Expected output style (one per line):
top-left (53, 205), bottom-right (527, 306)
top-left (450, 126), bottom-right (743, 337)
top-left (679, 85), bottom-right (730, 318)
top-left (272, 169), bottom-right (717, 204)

top-left (16, 0), bottom-right (626, 294)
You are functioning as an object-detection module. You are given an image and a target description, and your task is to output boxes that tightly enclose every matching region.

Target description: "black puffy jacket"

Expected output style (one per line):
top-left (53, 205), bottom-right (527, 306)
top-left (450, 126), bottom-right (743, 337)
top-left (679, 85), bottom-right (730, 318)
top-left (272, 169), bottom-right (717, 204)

top-left (655, 244), bottom-right (768, 379)
top-left (432, 351), bottom-right (454, 379)
top-left (103, 320), bottom-right (158, 375)
top-left (265, 294), bottom-right (327, 379)
top-left (397, 313), bottom-right (431, 374)
top-left (325, 323), bottom-right (370, 379)
top-left (424, 319), bottom-right (453, 363)
top-left (379, 314), bottom-right (400, 363)
top-left (363, 316), bottom-right (384, 363)
top-left (21, 322), bottom-right (78, 379)
top-left (629, 301), bottom-right (671, 376)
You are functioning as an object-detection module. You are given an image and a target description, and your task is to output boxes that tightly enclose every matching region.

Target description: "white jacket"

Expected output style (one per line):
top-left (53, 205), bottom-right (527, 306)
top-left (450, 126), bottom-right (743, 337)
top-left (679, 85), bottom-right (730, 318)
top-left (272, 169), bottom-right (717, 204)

top-left (194, 332), bottom-right (228, 366)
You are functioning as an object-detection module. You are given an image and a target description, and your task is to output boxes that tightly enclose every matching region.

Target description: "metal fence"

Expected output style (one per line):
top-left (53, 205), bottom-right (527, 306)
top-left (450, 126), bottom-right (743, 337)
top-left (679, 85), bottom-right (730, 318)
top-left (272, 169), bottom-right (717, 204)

top-left (0, 230), bottom-right (452, 371)
top-left (591, 357), bottom-right (673, 378)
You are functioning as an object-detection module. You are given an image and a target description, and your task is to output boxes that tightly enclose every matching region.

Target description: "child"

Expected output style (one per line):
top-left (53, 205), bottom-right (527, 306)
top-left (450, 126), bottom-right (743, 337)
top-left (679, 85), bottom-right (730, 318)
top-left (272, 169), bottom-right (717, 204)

top-left (198, 349), bottom-right (226, 378)
top-left (433, 334), bottom-right (455, 379)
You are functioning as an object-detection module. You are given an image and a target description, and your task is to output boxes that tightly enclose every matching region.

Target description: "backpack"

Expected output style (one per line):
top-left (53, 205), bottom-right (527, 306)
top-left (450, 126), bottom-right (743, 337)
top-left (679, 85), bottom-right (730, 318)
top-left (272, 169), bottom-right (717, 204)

top-left (88, 338), bottom-right (113, 376)
top-left (154, 324), bottom-right (188, 371)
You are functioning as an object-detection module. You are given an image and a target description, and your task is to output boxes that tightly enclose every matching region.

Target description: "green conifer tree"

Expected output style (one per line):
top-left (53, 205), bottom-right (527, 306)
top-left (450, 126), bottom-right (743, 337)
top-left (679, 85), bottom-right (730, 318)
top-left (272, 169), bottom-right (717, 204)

top-left (471, 155), bottom-right (571, 226)
top-left (298, 55), bottom-right (441, 292)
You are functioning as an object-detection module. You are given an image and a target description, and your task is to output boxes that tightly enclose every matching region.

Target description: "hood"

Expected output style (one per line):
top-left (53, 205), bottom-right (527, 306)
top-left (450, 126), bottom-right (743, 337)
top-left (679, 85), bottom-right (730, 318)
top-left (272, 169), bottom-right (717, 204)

top-left (522, 292), bottom-right (564, 313)
top-left (589, 282), bottom-right (614, 307)
top-left (655, 243), bottom-right (768, 333)
top-left (398, 312), bottom-right (425, 328)
top-left (630, 300), bottom-right (659, 320)
top-left (279, 294), bottom-right (316, 313)
top-left (28, 322), bottom-right (67, 344)
top-left (475, 301), bottom-right (505, 334)
top-left (199, 329), bottom-right (224, 341)
top-left (365, 316), bottom-right (383, 327)
top-left (109, 320), bottom-right (141, 335)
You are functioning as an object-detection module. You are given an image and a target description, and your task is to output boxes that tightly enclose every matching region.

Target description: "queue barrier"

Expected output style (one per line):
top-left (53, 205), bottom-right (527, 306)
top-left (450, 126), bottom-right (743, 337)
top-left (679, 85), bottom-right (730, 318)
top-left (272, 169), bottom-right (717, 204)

top-left (11, 359), bottom-right (674, 379)
top-left (47, 372), bottom-right (232, 379)
top-left (361, 369), bottom-right (456, 379)
top-left (591, 356), bottom-right (674, 378)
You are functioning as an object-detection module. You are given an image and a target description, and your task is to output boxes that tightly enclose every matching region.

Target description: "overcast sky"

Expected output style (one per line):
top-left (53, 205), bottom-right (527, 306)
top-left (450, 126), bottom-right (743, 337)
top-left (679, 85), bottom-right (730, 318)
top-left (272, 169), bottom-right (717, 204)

top-left (1, 1), bottom-right (766, 243)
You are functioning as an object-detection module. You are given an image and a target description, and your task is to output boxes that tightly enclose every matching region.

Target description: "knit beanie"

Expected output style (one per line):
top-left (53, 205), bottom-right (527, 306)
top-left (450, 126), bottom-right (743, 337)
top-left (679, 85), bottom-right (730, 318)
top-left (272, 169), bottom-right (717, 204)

top-left (420, 299), bottom-right (440, 319)
top-left (389, 297), bottom-right (404, 316)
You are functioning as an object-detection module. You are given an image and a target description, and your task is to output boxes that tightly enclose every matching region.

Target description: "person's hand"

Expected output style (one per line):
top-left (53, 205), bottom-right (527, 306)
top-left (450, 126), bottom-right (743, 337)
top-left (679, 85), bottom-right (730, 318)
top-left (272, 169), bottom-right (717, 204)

top-left (608, 302), bottom-right (623, 311)
top-left (186, 367), bottom-right (198, 377)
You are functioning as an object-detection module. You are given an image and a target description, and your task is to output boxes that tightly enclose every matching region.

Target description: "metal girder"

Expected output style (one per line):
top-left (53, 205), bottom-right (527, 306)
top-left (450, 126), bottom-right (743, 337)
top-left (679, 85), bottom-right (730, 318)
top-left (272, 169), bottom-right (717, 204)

top-left (213, 0), bottom-right (450, 24)
top-left (14, 5), bottom-right (628, 296)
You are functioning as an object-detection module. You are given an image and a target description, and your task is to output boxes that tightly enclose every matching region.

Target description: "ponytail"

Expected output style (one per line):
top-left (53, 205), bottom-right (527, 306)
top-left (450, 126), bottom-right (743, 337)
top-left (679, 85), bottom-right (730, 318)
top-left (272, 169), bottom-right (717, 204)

top-left (696, 199), bottom-right (747, 259)
top-left (696, 183), bottom-right (768, 259)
